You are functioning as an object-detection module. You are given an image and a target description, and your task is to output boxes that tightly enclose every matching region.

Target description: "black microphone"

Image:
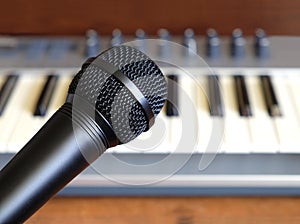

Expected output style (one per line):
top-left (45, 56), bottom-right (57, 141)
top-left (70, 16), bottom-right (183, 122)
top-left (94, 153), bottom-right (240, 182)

top-left (0, 45), bottom-right (167, 223)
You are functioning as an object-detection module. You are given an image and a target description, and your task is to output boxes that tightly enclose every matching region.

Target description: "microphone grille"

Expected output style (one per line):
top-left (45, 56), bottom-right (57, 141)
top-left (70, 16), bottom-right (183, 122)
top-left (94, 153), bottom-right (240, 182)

top-left (69, 45), bottom-right (167, 143)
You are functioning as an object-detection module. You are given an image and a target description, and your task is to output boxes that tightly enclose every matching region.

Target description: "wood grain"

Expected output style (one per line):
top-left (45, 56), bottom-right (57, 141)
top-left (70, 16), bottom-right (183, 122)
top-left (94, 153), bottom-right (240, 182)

top-left (0, 0), bottom-right (300, 35)
top-left (26, 197), bottom-right (300, 224)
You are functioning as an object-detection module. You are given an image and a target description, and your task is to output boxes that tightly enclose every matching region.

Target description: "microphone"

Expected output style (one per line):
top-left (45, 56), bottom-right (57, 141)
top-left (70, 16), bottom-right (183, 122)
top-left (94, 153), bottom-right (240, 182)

top-left (0, 45), bottom-right (167, 223)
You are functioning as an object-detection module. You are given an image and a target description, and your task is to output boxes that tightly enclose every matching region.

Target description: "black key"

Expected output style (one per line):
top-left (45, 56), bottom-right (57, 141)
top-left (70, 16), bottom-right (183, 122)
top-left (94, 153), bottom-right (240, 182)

top-left (0, 74), bottom-right (18, 116)
top-left (34, 74), bottom-right (58, 116)
top-left (166, 75), bottom-right (179, 116)
top-left (260, 75), bottom-right (281, 117)
top-left (234, 75), bottom-right (252, 116)
top-left (207, 75), bottom-right (224, 117)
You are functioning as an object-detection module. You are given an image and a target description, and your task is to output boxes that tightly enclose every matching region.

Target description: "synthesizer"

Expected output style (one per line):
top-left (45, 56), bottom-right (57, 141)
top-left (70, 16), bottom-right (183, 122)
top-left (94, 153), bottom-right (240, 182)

top-left (1, 28), bottom-right (300, 195)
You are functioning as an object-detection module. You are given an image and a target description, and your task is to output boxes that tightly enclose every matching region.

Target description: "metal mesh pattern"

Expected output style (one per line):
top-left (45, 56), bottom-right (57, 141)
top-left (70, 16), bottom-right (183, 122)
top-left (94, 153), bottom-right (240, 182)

top-left (68, 45), bottom-right (167, 143)
top-left (98, 45), bottom-right (166, 115)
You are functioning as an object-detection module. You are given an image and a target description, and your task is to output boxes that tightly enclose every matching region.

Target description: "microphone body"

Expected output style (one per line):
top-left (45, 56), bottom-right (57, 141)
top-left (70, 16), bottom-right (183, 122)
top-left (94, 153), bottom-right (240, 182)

top-left (0, 103), bottom-right (106, 223)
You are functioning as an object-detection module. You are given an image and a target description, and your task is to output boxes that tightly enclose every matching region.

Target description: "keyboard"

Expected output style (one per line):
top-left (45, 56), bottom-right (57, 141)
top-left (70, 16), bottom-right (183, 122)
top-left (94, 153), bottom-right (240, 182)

top-left (1, 28), bottom-right (300, 195)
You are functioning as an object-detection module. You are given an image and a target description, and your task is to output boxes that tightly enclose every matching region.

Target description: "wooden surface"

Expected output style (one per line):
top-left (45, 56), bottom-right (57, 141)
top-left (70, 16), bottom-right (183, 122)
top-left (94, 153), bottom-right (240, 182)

top-left (26, 196), bottom-right (300, 224)
top-left (1, 0), bottom-right (300, 35)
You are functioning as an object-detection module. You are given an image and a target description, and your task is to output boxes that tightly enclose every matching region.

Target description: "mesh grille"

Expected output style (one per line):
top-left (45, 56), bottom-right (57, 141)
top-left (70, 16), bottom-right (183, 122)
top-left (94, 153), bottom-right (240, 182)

top-left (69, 45), bottom-right (167, 143)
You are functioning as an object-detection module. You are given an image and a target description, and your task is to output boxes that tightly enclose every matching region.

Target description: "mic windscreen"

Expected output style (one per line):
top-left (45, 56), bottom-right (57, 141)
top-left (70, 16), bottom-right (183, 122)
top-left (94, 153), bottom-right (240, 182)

top-left (68, 45), bottom-right (167, 143)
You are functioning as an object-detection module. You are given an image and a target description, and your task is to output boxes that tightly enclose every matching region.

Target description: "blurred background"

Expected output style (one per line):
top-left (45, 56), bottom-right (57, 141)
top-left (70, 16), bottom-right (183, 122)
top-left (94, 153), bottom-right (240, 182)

top-left (1, 0), bottom-right (299, 35)
top-left (2, 1), bottom-right (300, 223)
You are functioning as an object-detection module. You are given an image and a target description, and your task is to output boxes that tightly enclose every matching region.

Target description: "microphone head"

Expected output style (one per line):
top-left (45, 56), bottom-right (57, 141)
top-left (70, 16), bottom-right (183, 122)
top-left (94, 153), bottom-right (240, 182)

top-left (68, 45), bottom-right (167, 144)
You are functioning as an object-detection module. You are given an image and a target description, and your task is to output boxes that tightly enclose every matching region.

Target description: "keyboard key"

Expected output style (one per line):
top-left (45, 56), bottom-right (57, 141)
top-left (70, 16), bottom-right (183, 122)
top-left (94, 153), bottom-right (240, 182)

top-left (7, 74), bottom-right (45, 152)
top-left (0, 74), bottom-right (21, 152)
top-left (234, 75), bottom-right (252, 117)
top-left (221, 76), bottom-right (251, 153)
top-left (288, 75), bottom-right (300, 124)
top-left (247, 76), bottom-right (279, 152)
top-left (0, 74), bottom-right (18, 116)
top-left (175, 75), bottom-right (198, 153)
top-left (34, 74), bottom-right (58, 116)
top-left (207, 75), bottom-right (224, 117)
top-left (260, 75), bottom-right (281, 117)
top-left (166, 74), bottom-right (179, 117)
top-left (196, 75), bottom-right (224, 153)
top-left (46, 73), bottom-right (71, 116)
top-left (272, 75), bottom-right (300, 152)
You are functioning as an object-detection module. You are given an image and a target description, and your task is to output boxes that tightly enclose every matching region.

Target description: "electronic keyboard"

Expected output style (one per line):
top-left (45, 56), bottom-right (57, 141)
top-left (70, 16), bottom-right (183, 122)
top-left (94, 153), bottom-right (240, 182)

top-left (1, 28), bottom-right (300, 195)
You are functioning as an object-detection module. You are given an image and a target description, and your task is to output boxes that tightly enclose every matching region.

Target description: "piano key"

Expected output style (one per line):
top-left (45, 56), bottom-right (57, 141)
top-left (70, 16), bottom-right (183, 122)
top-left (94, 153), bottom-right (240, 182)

top-left (0, 75), bottom-right (5, 88)
top-left (196, 75), bottom-right (223, 153)
top-left (207, 75), bottom-right (224, 117)
top-left (247, 76), bottom-right (279, 152)
top-left (21, 73), bottom-right (74, 152)
top-left (165, 74), bottom-right (181, 153)
top-left (260, 75), bottom-right (281, 117)
top-left (0, 74), bottom-right (18, 116)
top-left (272, 75), bottom-right (300, 152)
top-left (288, 75), bottom-right (300, 123)
top-left (153, 113), bottom-right (172, 153)
top-left (166, 74), bottom-right (179, 117)
top-left (221, 76), bottom-right (251, 153)
top-left (46, 73), bottom-right (72, 116)
top-left (174, 75), bottom-right (197, 153)
top-left (0, 75), bottom-right (37, 152)
top-left (7, 74), bottom-right (45, 152)
top-left (0, 74), bottom-right (21, 152)
top-left (234, 75), bottom-right (252, 117)
top-left (34, 74), bottom-right (58, 116)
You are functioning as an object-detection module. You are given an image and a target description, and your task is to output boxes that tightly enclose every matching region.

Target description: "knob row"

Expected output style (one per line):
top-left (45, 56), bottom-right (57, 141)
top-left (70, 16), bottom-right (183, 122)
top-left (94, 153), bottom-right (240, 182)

top-left (85, 28), bottom-right (270, 59)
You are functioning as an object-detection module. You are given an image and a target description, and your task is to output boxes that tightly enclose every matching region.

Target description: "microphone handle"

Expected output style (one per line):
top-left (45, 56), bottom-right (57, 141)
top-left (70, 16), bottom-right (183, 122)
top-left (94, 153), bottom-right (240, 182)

top-left (0, 103), bottom-right (107, 223)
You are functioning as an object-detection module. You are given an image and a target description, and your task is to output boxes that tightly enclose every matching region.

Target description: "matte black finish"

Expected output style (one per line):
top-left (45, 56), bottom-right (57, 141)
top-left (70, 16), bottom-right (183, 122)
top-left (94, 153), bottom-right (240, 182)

top-left (0, 74), bottom-right (18, 116)
top-left (166, 74), bottom-right (179, 117)
top-left (207, 75), bottom-right (224, 117)
top-left (0, 103), bottom-right (107, 223)
top-left (260, 75), bottom-right (281, 117)
top-left (34, 74), bottom-right (58, 116)
top-left (95, 58), bottom-right (155, 130)
top-left (234, 75), bottom-right (252, 116)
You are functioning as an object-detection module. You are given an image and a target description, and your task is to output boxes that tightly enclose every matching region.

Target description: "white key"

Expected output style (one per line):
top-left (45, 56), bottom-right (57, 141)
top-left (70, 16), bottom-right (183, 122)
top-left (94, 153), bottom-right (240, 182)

top-left (0, 75), bottom-right (19, 152)
top-left (173, 76), bottom-right (197, 153)
top-left (247, 76), bottom-right (279, 153)
top-left (47, 73), bottom-right (72, 117)
top-left (0, 75), bottom-right (27, 152)
top-left (7, 74), bottom-right (45, 152)
top-left (0, 75), bottom-right (5, 87)
top-left (33, 73), bottom-right (73, 133)
top-left (288, 75), bottom-right (300, 126)
top-left (196, 76), bottom-right (223, 153)
top-left (272, 75), bottom-right (300, 152)
top-left (221, 76), bottom-right (251, 153)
